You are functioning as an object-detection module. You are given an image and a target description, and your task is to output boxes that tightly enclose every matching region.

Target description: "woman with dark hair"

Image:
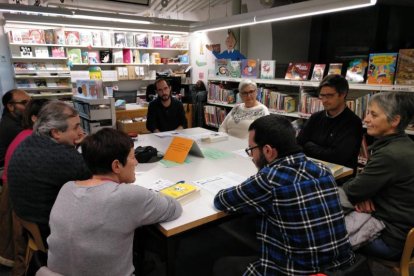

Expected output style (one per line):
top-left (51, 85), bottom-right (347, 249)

top-left (0, 98), bottom-right (48, 272)
top-left (47, 128), bottom-right (182, 276)
top-left (343, 92), bottom-right (414, 261)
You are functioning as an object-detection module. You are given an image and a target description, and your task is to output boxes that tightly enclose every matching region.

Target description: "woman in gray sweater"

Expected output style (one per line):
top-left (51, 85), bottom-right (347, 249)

top-left (47, 128), bottom-right (182, 276)
top-left (343, 92), bottom-right (414, 261)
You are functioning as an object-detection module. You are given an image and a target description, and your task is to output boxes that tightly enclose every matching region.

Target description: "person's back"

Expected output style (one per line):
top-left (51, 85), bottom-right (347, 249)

top-left (47, 128), bottom-right (182, 275)
top-left (214, 115), bottom-right (354, 275)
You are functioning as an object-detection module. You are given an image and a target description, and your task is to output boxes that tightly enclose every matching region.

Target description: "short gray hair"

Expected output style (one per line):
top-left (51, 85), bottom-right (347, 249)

top-left (34, 101), bottom-right (79, 137)
top-left (369, 92), bottom-right (414, 132)
top-left (238, 79), bottom-right (257, 93)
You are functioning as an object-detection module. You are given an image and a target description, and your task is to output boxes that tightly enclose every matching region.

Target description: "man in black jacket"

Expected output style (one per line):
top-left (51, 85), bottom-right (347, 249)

top-left (146, 78), bottom-right (187, 133)
top-left (297, 75), bottom-right (363, 170)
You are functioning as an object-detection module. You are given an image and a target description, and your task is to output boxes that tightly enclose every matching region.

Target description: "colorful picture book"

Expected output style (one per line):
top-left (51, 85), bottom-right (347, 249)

top-left (54, 29), bottom-right (65, 45)
top-left (285, 62), bottom-right (311, 80)
top-left (215, 59), bottom-right (229, 77)
top-left (159, 182), bottom-right (199, 200)
top-left (67, 48), bottom-right (82, 64)
top-left (395, 49), bottom-right (414, 85)
top-left (44, 29), bottom-right (55, 44)
top-left (327, 63), bottom-right (343, 75)
top-left (123, 49), bottom-right (132, 64)
top-left (112, 49), bottom-right (123, 63)
top-left (227, 60), bottom-right (241, 78)
top-left (34, 47), bottom-right (49, 58)
top-left (366, 53), bottom-right (398, 85)
top-left (260, 60), bottom-right (276, 79)
top-left (135, 33), bottom-right (148, 47)
top-left (28, 29), bottom-right (45, 44)
top-left (65, 31), bottom-right (80, 45)
top-left (241, 59), bottom-right (259, 78)
top-left (79, 31), bottom-right (93, 46)
top-left (114, 32), bottom-right (126, 47)
top-left (88, 51), bottom-right (100, 64)
top-left (51, 47), bottom-right (65, 58)
top-left (92, 32), bottom-right (102, 47)
top-left (345, 59), bottom-right (368, 83)
top-left (310, 64), bottom-right (326, 81)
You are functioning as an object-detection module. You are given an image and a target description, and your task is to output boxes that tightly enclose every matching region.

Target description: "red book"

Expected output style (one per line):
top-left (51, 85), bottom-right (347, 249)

top-left (285, 62), bottom-right (312, 80)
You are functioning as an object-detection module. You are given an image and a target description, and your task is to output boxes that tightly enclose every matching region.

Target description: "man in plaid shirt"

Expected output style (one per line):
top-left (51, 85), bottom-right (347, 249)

top-left (214, 114), bottom-right (354, 276)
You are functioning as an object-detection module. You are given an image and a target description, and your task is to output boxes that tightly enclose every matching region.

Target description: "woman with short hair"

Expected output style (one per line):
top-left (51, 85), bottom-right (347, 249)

top-left (343, 92), bottom-right (414, 261)
top-left (219, 80), bottom-right (269, 139)
top-left (47, 128), bottom-right (182, 276)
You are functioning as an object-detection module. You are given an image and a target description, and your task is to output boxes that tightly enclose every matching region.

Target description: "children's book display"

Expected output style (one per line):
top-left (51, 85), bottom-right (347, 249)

top-left (260, 60), bottom-right (276, 79)
top-left (310, 64), bottom-right (326, 81)
top-left (345, 59), bottom-right (368, 83)
top-left (395, 49), bottom-right (414, 85)
top-left (327, 63), bottom-right (342, 75)
top-left (366, 53), bottom-right (398, 85)
top-left (241, 59), bottom-right (259, 78)
top-left (285, 62), bottom-right (311, 80)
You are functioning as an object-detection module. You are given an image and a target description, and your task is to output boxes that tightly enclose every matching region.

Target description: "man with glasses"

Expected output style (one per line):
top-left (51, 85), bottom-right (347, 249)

top-left (297, 74), bottom-right (363, 170)
top-left (213, 114), bottom-right (355, 276)
top-left (0, 89), bottom-right (30, 168)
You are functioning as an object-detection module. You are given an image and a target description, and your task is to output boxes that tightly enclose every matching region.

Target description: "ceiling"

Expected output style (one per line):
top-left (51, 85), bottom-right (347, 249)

top-left (147, 0), bottom-right (232, 13)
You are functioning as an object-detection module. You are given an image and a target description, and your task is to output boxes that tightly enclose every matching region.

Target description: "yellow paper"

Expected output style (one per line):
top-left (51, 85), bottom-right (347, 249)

top-left (163, 136), bottom-right (194, 163)
top-left (160, 183), bottom-right (197, 199)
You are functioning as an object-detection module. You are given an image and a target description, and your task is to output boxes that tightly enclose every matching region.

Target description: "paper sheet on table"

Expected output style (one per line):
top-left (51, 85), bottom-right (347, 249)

top-left (201, 148), bottom-right (233, 160)
top-left (193, 172), bottom-right (246, 195)
top-left (154, 131), bottom-right (181, 138)
top-left (142, 178), bottom-right (175, 191)
top-left (232, 149), bottom-right (249, 158)
top-left (159, 157), bottom-right (191, 168)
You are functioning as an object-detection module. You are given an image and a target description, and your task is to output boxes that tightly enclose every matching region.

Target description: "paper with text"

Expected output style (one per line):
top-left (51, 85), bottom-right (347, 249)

top-left (193, 172), bottom-right (246, 195)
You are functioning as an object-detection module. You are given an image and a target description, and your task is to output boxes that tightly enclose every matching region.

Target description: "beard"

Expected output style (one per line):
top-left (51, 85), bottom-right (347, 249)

top-left (254, 152), bottom-right (268, 170)
top-left (161, 94), bottom-right (171, 102)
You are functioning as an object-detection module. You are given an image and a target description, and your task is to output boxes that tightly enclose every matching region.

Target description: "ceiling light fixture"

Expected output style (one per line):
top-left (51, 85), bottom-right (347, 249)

top-left (191, 0), bottom-right (377, 33)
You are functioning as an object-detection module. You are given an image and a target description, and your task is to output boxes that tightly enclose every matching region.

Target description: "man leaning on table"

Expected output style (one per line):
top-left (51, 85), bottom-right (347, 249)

top-left (213, 114), bottom-right (355, 276)
top-left (146, 78), bottom-right (187, 133)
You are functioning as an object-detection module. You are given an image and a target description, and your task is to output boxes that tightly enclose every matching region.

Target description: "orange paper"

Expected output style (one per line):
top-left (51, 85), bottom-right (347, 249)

top-left (163, 136), bottom-right (194, 163)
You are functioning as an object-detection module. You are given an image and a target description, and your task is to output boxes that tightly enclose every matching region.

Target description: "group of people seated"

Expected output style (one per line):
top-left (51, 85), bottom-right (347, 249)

top-left (0, 74), bottom-right (413, 275)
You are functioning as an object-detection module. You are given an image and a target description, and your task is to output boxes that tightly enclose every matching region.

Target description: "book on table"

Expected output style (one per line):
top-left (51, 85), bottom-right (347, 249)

top-left (159, 182), bottom-right (200, 202)
top-left (310, 158), bottom-right (345, 178)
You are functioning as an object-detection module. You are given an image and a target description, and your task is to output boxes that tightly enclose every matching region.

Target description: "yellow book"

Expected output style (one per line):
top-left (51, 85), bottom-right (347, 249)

top-left (159, 182), bottom-right (198, 200)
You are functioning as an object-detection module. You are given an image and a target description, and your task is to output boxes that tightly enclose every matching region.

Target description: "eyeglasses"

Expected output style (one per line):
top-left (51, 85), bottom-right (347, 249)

top-left (10, 100), bottom-right (29, 105)
top-left (240, 90), bottom-right (256, 97)
top-left (245, 145), bottom-right (260, 156)
top-left (318, 93), bottom-right (337, 99)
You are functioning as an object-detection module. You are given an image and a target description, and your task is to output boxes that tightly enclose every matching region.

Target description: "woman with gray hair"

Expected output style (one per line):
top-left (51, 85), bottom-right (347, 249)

top-left (219, 80), bottom-right (269, 139)
top-left (343, 92), bottom-right (414, 261)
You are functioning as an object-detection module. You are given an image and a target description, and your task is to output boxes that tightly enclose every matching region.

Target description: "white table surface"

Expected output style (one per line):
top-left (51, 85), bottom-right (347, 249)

top-left (132, 127), bottom-right (256, 237)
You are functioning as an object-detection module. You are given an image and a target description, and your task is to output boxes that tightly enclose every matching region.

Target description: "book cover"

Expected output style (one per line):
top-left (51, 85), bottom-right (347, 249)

top-left (79, 31), bottom-right (93, 46)
top-left (99, 50), bottom-right (112, 63)
top-left (8, 30), bottom-right (25, 43)
top-left (112, 49), bottom-right (123, 63)
top-left (92, 31), bottom-right (102, 46)
top-left (14, 62), bottom-right (30, 70)
top-left (114, 32), bottom-right (126, 47)
top-left (159, 182), bottom-right (198, 200)
top-left (65, 31), bottom-right (80, 45)
top-left (16, 79), bottom-right (35, 88)
top-left (51, 46), bottom-right (65, 58)
top-left (260, 60), bottom-right (276, 79)
top-left (20, 46), bottom-right (33, 57)
top-left (34, 79), bottom-right (47, 87)
top-left (285, 62), bottom-right (311, 80)
top-left (88, 51), bottom-right (100, 64)
top-left (33, 62), bottom-right (47, 70)
top-left (126, 32), bottom-right (135, 47)
top-left (135, 33), bottom-right (148, 47)
top-left (395, 49), bottom-right (414, 85)
top-left (345, 59), bottom-right (368, 83)
top-left (310, 64), bottom-right (326, 81)
top-left (44, 29), bottom-right (55, 44)
top-left (141, 53), bottom-right (150, 64)
top-left (28, 29), bottom-right (45, 44)
top-left (89, 66), bottom-right (102, 80)
top-left (227, 60), bottom-right (241, 78)
top-left (53, 29), bottom-right (65, 45)
top-left (123, 49), bottom-right (132, 64)
top-left (67, 48), bottom-right (82, 64)
top-left (215, 59), bottom-right (229, 77)
top-left (241, 59), bottom-right (259, 78)
top-left (327, 63), bottom-right (343, 75)
top-left (366, 53), bottom-right (398, 85)
top-left (34, 46), bottom-right (49, 58)
top-left (132, 49), bottom-right (140, 63)
top-left (152, 35), bottom-right (163, 48)
top-left (101, 31), bottom-right (112, 47)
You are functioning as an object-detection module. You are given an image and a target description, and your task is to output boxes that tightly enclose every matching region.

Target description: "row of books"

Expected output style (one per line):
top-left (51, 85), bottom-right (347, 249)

top-left (16, 79), bottom-right (70, 89)
top-left (14, 62), bottom-right (69, 71)
top-left (214, 49), bottom-right (414, 85)
top-left (208, 84), bottom-right (237, 104)
top-left (9, 29), bottom-right (187, 49)
top-left (256, 88), bottom-right (297, 113)
top-left (204, 106), bottom-right (227, 128)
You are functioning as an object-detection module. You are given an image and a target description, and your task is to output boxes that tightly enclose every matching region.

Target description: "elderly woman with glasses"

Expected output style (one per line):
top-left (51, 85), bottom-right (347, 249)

top-left (219, 80), bottom-right (269, 139)
top-left (343, 92), bottom-right (414, 261)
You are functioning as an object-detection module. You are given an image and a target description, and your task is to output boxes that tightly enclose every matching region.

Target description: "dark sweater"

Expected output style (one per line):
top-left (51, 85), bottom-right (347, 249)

top-left (343, 133), bottom-right (414, 251)
top-left (0, 113), bottom-right (23, 167)
top-left (146, 97), bottom-right (187, 132)
top-left (297, 107), bottom-right (363, 169)
top-left (8, 134), bottom-right (91, 231)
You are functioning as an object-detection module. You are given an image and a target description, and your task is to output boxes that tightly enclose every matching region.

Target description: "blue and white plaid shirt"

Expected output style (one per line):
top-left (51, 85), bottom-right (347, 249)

top-left (214, 153), bottom-right (354, 276)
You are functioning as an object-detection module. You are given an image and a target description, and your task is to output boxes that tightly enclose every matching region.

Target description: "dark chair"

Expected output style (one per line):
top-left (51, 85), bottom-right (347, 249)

top-left (113, 90), bottom-right (137, 104)
top-left (146, 84), bottom-right (156, 102)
